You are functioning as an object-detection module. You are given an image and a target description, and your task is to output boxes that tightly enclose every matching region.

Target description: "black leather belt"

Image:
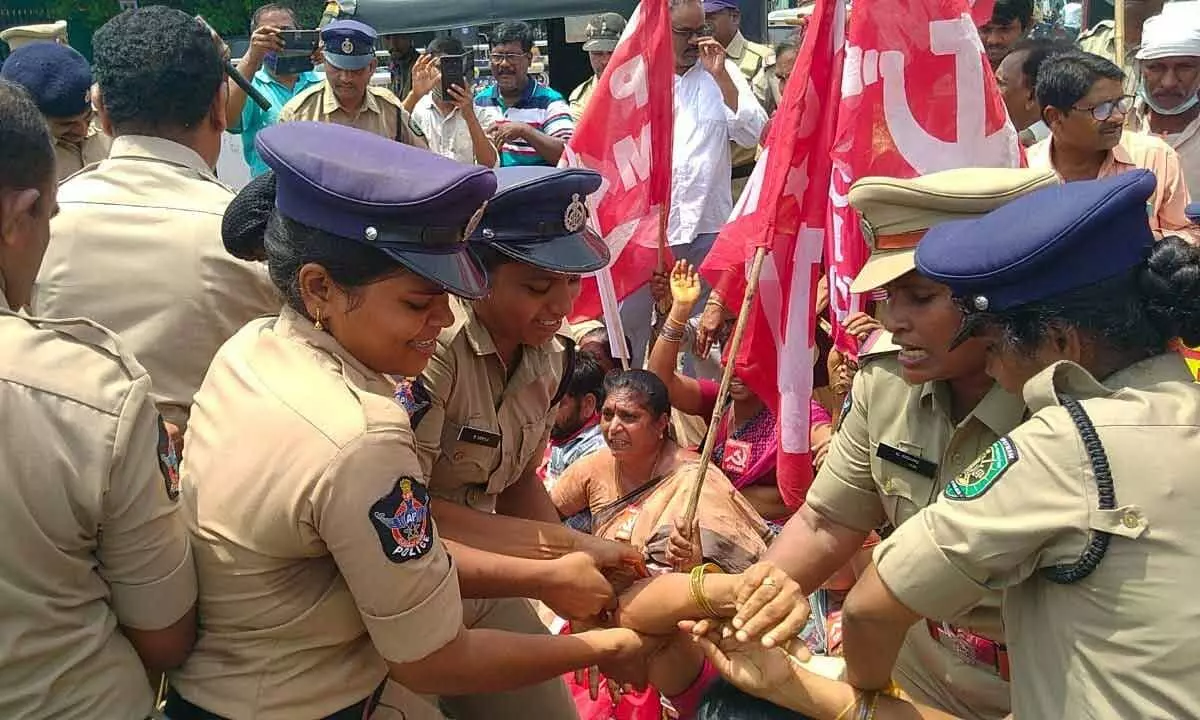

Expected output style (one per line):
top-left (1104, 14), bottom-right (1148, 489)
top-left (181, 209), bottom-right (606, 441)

top-left (165, 683), bottom-right (384, 720)
top-left (732, 163), bottom-right (756, 180)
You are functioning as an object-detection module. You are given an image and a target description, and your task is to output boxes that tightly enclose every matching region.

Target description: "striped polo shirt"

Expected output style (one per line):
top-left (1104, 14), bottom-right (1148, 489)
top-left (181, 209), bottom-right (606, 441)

top-left (474, 79), bottom-right (575, 167)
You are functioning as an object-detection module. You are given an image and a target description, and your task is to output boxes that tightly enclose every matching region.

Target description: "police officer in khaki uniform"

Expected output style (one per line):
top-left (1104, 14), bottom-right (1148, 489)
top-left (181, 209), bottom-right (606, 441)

top-left (843, 170), bottom-right (1200, 720)
top-left (281, 19), bottom-right (428, 147)
top-left (167, 121), bottom-right (652, 720)
top-left (731, 167), bottom-right (1060, 720)
top-left (32, 7), bottom-right (279, 445)
top-left (398, 166), bottom-right (648, 720)
top-left (0, 19), bottom-right (67, 50)
top-left (0, 41), bottom-right (111, 180)
top-left (568, 13), bottom-right (626, 123)
top-left (0, 79), bottom-right (196, 719)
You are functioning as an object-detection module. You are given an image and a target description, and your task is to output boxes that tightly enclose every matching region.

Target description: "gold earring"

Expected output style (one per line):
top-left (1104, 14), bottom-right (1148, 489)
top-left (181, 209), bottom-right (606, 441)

top-left (314, 309), bottom-right (324, 331)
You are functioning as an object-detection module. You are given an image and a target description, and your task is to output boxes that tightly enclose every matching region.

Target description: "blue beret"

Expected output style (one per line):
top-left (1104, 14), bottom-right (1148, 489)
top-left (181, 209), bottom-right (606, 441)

top-left (0, 41), bottom-right (91, 118)
top-left (703, 0), bottom-right (742, 12)
top-left (321, 20), bottom-right (377, 70)
top-left (915, 170), bottom-right (1156, 314)
top-left (1187, 202), bottom-right (1199, 223)
top-left (256, 121), bottom-right (496, 299)
top-left (472, 166), bottom-right (610, 273)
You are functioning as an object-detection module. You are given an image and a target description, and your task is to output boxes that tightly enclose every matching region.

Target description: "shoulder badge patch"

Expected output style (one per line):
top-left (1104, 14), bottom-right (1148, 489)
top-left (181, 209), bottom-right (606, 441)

top-left (156, 417), bottom-right (181, 502)
top-left (371, 477), bottom-right (434, 562)
top-left (944, 437), bottom-right (1018, 501)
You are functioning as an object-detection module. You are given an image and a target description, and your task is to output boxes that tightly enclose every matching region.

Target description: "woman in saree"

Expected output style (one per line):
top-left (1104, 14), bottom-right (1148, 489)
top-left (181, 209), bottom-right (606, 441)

top-left (550, 369), bottom-right (771, 574)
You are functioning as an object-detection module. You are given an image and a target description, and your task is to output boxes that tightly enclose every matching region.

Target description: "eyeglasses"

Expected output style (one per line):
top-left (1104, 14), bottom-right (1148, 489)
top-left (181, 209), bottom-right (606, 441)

top-left (671, 23), bottom-right (714, 39)
top-left (1071, 94), bottom-right (1135, 121)
top-left (489, 52), bottom-right (529, 64)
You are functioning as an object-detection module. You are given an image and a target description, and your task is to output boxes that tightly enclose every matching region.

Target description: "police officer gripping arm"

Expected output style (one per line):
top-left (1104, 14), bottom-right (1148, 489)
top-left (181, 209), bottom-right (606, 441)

top-left (166, 122), bottom-right (652, 720)
top-left (841, 171), bottom-right (1200, 720)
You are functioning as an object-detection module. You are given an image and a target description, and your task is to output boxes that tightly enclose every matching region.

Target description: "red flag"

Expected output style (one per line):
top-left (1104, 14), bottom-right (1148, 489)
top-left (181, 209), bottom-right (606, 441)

top-left (562, 0), bottom-right (675, 323)
top-left (825, 0), bottom-right (1021, 353)
top-left (699, 0), bottom-right (847, 508)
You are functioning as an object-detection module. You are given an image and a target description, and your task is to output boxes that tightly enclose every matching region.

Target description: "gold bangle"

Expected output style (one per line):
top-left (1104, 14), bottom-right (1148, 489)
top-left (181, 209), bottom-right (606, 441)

top-left (834, 696), bottom-right (857, 720)
top-left (855, 691), bottom-right (879, 720)
top-left (689, 562), bottom-right (722, 618)
top-left (880, 679), bottom-right (905, 699)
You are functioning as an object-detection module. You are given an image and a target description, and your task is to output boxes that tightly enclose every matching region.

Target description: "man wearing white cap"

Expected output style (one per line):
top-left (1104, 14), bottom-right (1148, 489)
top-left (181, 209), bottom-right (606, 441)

top-left (1128, 1), bottom-right (1200, 195)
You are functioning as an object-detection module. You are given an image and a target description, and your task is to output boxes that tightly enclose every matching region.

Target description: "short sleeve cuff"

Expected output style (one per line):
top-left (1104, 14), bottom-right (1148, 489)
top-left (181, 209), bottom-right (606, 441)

top-left (805, 476), bottom-right (884, 534)
top-left (111, 541), bottom-right (197, 630)
top-left (363, 559), bottom-right (463, 663)
top-left (873, 516), bottom-right (987, 621)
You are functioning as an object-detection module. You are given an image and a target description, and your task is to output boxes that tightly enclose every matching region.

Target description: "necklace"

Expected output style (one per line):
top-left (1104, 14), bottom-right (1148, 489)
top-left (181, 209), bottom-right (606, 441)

top-left (612, 441), bottom-right (668, 493)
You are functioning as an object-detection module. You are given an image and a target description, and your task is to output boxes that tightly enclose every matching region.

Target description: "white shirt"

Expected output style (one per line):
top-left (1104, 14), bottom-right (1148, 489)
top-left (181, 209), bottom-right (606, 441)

top-left (669, 59), bottom-right (767, 246)
top-left (410, 94), bottom-right (503, 167)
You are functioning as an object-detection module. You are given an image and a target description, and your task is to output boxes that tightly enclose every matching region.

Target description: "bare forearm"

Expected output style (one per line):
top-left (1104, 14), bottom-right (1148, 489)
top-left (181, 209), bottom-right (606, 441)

top-left (402, 90), bottom-right (422, 114)
top-left (763, 505), bottom-right (867, 593)
top-left (523, 129), bottom-right (566, 164)
top-left (390, 627), bottom-right (626, 695)
top-left (226, 56), bottom-right (261, 127)
top-left (466, 114), bottom-right (499, 167)
top-left (446, 540), bottom-right (555, 599)
top-left (495, 466), bottom-right (561, 523)
top-left (433, 499), bottom-right (579, 559)
top-left (842, 566), bottom-right (920, 691)
top-left (769, 667), bottom-right (952, 720)
top-left (617, 573), bottom-right (738, 635)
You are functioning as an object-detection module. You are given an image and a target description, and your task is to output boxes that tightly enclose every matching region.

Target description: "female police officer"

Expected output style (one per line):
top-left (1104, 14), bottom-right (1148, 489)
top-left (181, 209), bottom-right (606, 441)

top-left (724, 167), bottom-right (1059, 720)
top-left (165, 122), bottom-right (650, 720)
top-left (841, 169), bottom-right (1200, 720)
top-left (398, 165), bottom-right (639, 720)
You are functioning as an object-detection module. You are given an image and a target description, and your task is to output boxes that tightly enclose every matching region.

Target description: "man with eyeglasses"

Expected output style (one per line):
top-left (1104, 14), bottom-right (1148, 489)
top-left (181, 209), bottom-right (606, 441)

top-left (0, 41), bottom-right (111, 181)
top-left (476, 21), bottom-right (574, 167)
top-left (619, 0), bottom-right (766, 366)
top-left (1029, 50), bottom-right (1198, 241)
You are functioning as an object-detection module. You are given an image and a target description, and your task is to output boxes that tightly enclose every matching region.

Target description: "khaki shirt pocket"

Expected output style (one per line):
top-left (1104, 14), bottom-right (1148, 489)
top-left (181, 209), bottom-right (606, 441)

top-left (437, 418), bottom-right (501, 503)
top-left (874, 465), bottom-right (935, 528)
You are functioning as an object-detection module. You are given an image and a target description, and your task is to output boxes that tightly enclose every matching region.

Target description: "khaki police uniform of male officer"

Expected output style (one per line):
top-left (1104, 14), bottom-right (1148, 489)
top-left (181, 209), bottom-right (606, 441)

top-left (876, 170), bottom-right (1200, 719)
top-left (569, 13), bottom-right (627, 123)
top-left (0, 301), bottom-right (195, 719)
top-left (804, 168), bottom-right (1060, 720)
top-left (55, 121), bottom-right (111, 181)
top-left (33, 136), bottom-right (279, 436)
top-left (280, 19), bottom-right (426, 146)
top-left (0, 20), bottom-right (68, 50)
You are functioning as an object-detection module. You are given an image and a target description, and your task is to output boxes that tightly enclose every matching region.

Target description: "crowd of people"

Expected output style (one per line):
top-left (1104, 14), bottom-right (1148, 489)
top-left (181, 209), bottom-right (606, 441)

top-left (0, 0), bottom-right (1198, 719)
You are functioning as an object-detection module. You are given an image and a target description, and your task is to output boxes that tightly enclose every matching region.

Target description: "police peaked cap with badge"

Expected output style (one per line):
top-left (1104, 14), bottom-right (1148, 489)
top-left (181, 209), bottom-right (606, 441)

top-left (583, 13), bottom-right (627, 52)
top-left (915, 170), bottom-right (1157, 341)
top-left (321, 19), bottom-right (378, 70)
top-left (0, 40), bottom-right (92, 118)
top-left (848, 168), bottom-right (1060, 294)
top-left (470, 166), bottom-right (611, 274)
top-left (256, 121), bottom-right (496, 298)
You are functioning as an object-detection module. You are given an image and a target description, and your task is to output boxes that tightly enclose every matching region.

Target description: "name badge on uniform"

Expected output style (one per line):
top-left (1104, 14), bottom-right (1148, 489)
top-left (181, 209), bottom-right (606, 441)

top-left (722, 439), bottom-right (752, 475)
top-left (876, 443), bottom-right (938, 479)
top-left (458, 425), bottom-right (501, 448)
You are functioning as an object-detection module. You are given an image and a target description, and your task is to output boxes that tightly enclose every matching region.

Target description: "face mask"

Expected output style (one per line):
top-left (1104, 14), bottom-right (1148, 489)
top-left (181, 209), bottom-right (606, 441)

top-left (1139, 85), bottom-right (1200, 116)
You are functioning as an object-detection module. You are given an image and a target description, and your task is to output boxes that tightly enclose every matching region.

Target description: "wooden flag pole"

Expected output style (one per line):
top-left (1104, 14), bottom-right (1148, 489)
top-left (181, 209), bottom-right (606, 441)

top-left (1113, 0), bottom-right (1126, 67)
top-left (680, 246), bottom-right (768, 531)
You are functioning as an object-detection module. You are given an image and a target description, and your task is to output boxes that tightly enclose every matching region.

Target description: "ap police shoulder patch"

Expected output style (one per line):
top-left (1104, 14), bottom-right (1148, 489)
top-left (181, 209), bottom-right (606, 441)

top-left (156, 417), bottom-right (181, 502)
top-left (945, 437), bottom-right (1018, 501)
top-left (371, 477), bottom-right (434, 562)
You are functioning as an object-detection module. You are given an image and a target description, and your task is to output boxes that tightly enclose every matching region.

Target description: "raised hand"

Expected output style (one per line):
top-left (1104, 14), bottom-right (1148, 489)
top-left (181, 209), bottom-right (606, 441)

top-left (669, 259), bottom-right (703, 310)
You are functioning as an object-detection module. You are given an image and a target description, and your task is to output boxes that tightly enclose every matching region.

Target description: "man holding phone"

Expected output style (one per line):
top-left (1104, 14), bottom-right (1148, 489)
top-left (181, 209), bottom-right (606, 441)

top-left (405, 37), bottom-right (502, 167)
top-left (226, 3), bottom-right (321, 178)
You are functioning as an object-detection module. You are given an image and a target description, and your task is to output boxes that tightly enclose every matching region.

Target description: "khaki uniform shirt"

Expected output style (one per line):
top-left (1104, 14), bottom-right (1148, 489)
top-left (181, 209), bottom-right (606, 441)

top-left (1078, 21), bottom-right (1140, 96)
top-left (568, 74), bottom-right (598, 123)
top-left (876, 354), bottom-right (1200, 720)
top-left (806, 341), bottom-right (1023, 719)
top-left (0, 305), bottom-right (195, 720)
top-left (726, 31), bottom-right (773, 172)
top-left (280, 79), bottom-right (425, 145)
top-left (415, 298), bottom-right (570, 512)
top-left (54, 122), bottom-right (111, 182)
top-left (33, 135), bottom-right (279, 431)
top-left (169, 307), bottom-right (462, 719)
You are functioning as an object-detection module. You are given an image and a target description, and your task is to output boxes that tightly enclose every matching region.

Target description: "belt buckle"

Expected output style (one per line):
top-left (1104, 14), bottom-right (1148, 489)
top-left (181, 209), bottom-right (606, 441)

top-left (951, 629), bottom-right (976, 665)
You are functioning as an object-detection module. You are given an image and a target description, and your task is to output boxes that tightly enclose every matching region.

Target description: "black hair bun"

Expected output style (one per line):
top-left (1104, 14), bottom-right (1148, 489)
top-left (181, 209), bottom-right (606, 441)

top-left (1140, 236), bottom-right (1200, 347)
top-left (222, 171), bottom-right (276, 261)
